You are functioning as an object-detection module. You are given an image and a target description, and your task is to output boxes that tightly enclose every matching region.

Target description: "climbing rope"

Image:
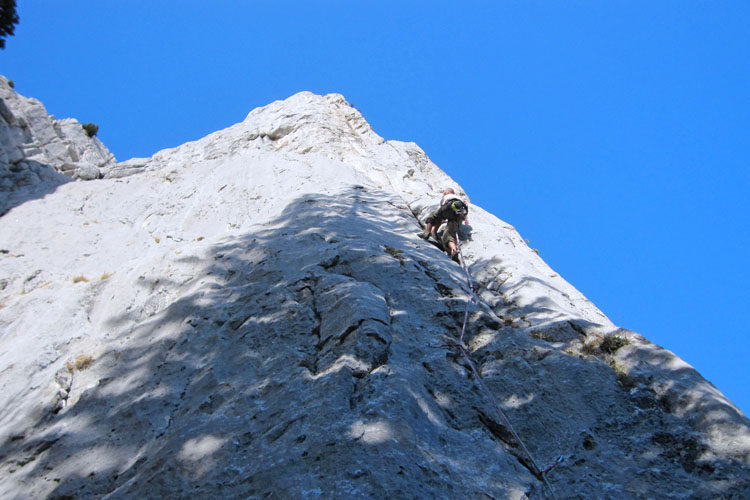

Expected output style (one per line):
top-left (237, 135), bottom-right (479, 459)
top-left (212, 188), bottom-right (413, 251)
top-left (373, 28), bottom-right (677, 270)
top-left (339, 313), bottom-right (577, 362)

top-left (441, 232), bottom-right (562, 500)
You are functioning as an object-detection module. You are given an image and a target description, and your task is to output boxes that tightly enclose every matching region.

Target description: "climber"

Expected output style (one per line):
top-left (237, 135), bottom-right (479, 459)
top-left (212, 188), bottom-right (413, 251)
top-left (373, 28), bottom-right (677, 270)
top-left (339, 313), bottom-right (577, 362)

top-left (418, 188), bottom-right (469, 259)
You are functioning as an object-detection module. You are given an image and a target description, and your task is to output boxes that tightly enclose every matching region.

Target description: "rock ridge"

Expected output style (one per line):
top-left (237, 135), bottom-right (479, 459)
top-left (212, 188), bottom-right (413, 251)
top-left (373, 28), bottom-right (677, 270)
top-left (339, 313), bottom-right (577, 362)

top-left (0, 84), bottom-right (749, 499)
top-left (0, 75), bottom-right (116, 215)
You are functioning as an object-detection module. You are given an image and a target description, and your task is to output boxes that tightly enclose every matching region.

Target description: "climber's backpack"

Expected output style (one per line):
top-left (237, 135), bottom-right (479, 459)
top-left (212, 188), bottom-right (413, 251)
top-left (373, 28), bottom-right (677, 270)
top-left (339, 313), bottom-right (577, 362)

top-left (442, 198), bottom-right (468, 220)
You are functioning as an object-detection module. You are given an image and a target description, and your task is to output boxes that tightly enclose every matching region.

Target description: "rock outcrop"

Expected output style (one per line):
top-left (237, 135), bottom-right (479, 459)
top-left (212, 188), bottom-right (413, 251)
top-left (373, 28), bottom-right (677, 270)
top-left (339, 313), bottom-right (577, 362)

top-left (1, 84), bottom-right (748, 499)
top-left (0, 75), bottom-right (116, 215)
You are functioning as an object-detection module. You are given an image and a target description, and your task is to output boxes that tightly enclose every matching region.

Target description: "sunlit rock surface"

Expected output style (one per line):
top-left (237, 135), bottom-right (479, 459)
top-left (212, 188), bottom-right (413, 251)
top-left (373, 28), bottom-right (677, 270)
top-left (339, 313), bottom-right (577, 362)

top-left (0, 76), bottom-right (116, 215)
top-left (1, 85), bottom-right (748, 499)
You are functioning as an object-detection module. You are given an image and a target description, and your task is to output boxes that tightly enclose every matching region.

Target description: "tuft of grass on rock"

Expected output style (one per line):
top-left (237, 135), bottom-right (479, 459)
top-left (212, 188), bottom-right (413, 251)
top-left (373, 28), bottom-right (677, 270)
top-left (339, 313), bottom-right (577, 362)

top-left (72, 275), bottom-right (89, 283)
top-left (65, 355), bottom-right (95, 373)
top-left (384, 246), bottom-right (404, 260)
top-left (581, 339), bottom-right (601, 355)
top-left (530, 329), bottom-right (552, 341)
top-left (8, 80), bottom-right (14, 88)
top-left (600, 335), bottom-right (630, 354)
top-left (608, 358), bottom-right (635, 388)
top-left (99, 272), bottom-right (113, 281)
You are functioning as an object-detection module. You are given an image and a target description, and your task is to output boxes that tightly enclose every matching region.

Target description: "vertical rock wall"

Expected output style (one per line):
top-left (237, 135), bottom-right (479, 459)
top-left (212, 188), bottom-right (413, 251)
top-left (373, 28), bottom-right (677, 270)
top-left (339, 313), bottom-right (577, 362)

top-left (0, 89), bottom-right (748, 499)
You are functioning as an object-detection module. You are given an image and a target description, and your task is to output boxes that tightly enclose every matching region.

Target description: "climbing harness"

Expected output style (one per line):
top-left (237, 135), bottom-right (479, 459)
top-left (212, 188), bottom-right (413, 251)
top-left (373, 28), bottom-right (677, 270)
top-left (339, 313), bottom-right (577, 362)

top-left (440, 232), bottom-right (564, 500)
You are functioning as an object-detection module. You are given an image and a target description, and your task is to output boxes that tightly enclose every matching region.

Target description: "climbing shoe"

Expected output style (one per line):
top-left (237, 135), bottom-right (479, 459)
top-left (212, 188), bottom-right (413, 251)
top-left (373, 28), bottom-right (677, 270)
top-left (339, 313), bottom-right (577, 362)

top-left (417, 232), bottom-right (429, 240)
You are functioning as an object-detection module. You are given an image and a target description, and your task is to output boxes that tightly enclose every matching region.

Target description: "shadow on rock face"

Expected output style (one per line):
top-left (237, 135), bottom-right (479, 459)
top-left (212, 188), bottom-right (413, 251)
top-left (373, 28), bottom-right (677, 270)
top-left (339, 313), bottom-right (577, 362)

top-left (1, 186), bottom-right (531, 499)
top-left (2, 186), bottom-right (749, 499)
top-left (0, 160), bottom-right (73, 216)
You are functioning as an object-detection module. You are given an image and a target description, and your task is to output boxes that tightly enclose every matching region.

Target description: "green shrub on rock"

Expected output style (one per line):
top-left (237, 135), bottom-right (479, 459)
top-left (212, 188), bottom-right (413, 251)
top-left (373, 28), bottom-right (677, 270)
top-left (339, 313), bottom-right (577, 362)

top-left (600, 334), bottom-right (629, 354)
top-left (82, 122), bottom-right (99, 138)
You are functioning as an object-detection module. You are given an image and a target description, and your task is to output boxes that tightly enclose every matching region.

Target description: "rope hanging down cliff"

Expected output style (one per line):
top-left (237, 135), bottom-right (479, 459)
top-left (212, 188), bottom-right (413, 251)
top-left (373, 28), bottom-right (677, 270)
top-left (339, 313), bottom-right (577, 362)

top-left (441, 232), bottom-right (564, 500)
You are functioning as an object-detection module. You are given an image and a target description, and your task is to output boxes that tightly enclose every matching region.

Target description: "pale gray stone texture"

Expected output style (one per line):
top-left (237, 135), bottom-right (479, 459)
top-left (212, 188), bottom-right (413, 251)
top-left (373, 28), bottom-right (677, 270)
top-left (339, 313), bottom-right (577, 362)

top-left (0, 80), bottom-right (748, 499)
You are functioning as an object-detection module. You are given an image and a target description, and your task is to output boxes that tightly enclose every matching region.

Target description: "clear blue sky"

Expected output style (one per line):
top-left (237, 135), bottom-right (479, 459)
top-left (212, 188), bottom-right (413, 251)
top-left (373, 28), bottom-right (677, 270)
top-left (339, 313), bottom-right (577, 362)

top-left (3, 2), bottom-right (748, 415)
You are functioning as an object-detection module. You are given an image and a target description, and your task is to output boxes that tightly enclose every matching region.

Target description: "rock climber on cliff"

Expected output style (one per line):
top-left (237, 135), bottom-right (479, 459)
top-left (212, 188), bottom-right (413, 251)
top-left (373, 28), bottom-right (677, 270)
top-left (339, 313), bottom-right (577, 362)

top-left (418, 188), bottom-right (469, 260)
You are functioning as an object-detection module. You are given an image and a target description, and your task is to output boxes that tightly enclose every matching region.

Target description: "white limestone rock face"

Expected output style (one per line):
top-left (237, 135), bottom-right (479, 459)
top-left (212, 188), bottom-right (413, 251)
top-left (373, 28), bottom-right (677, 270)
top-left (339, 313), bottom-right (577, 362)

top-left (0, 75), bottom-right (116, 215)
top-left (0, 89), bottom-right (749, 499)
